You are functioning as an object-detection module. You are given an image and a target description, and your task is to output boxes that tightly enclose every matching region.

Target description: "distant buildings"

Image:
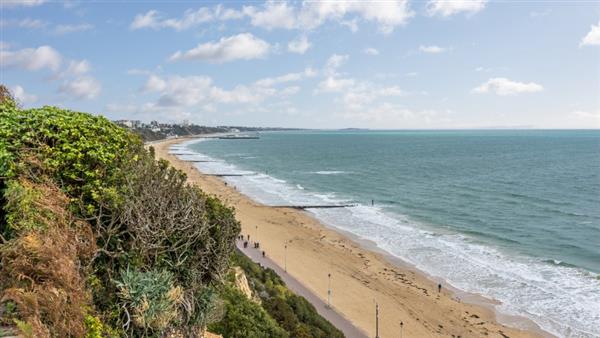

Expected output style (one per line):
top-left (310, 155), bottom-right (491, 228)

top-left (112, 118), bottom-right (293, 142)
top-left (115, 119), bottom-right (141, 129)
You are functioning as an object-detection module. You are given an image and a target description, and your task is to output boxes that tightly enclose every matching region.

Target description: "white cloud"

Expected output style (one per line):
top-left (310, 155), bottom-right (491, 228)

top-left (325, 54), bottom-right (349, 75)
top-left (0, 18), bottom-right (47, 29)
top-left (214, 5), bottom-right (244, 20)
top-left (0, 45), bottom-right (62, 71)
top-left (169, 33), bottom-right (270, 63)
top-left (1, 0), bottom-right (46, 8)
top-left (130, 6), bottom-right (243, 31)
top-left (341, 18), bottom-right (359, 32)
top-left (54, 23), bottom-right (93, 35)
top-left (244, 1), bottom-right (297, 30)
top-left (316, 53), bottom-right (409, 111)
top-left (288, 35), bottom-right (311, 54)
top-left (143, 74), bottom-right (168, 92)
top-left (129, 1), bottom-right (413, 34)
top-left (130, 10), bottom-right (161, 29)
top-left (17, 18), bottom-right (46, 28)
top-left (580, 21), bottom-right (600, 47)
top-left (426, 0), bottom-right (487, 17)
top-left (255, 67), bottom-right (316, 87)
top-left (364, 47), bottom-right (379, 55)
top-left (300, 0), bottom-right (414, 34)
top-left (341, 83), bottom-right (405, 109)
top-left (130, 8), bottom-right (212, 30)
top-left (472, 78), bottom-right (543, 96)
top-left (141, 72), bottom-right (301, 110)
top-left (144, 75), bottom-right (213, 106)
top-left (317, 77), bottom-right (356, 93)
top-left (60, 76), bottom-right (101, 99)
top-left (65, 59), bottom-right (91, 76)
top-left (1, 44), bottom-right (101, 101)
top-left (419, 45), bottom-right (446, 53)
top-left (280, 86), bottom-right (301, 96)
top-left (11, 85), bottom-right (37, 104)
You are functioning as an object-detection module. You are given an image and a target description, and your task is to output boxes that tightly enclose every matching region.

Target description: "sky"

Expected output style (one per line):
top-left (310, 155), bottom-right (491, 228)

top-left (1, 0), bottom-right (599, 129)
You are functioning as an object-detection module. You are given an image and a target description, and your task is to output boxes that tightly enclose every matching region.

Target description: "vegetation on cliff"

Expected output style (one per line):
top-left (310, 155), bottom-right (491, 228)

top-left (210, 252), bottom-right (344, 338)
top-left (0, 94), bottom-right (239, 336)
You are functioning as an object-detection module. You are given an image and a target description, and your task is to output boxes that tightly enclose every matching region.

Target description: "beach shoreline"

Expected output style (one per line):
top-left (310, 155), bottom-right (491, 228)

top-left (152, 137), bottom-right (552, 338)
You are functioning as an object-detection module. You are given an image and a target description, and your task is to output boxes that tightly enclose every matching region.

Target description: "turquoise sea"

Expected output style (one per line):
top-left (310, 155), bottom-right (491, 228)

top-left (174, 130), bottom-right (600, 337)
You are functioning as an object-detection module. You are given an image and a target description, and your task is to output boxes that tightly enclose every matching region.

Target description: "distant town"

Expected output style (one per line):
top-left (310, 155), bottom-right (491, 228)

top-left (113, 119), bottom-right (300, 141)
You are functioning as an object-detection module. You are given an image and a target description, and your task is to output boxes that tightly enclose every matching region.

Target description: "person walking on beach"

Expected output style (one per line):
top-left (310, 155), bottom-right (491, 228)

top-left (438, 283), bottom-right (442, 293)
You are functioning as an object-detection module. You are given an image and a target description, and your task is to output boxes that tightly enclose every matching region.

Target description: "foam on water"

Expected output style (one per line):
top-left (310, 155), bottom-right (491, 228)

top-left (312, 170), bottom-right (350, 175)
top-left (172, 139), bottom-right (600, 338)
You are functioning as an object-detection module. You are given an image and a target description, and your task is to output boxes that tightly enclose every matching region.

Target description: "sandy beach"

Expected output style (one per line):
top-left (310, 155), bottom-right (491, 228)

top-left (153, 137), bottom-right (549, 338)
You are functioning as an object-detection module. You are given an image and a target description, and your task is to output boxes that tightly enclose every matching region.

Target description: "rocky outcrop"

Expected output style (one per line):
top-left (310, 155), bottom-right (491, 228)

top-left (233, 267), bottom-right (259, 303)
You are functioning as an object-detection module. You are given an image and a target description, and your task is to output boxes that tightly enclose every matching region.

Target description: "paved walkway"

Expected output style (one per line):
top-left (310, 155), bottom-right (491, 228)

top-left (236, 240), bottom-right (368, 338)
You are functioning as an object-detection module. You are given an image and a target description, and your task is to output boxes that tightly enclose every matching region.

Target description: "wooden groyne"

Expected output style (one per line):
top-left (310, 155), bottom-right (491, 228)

top-left (218, 136), bottom-right (260, 140)
top-left (271, 204), bottom-right (356, 210)
top-left (205, 174), bottom-right (255, 177)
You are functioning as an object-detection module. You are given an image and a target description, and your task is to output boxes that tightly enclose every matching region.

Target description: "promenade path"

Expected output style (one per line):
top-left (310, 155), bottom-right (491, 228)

top-left (236, 240), bottom-right (368, 338)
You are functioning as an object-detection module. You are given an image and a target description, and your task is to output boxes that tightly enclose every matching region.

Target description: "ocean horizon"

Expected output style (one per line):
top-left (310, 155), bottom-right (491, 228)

top-left (175, 129), bottom-right (600, 338)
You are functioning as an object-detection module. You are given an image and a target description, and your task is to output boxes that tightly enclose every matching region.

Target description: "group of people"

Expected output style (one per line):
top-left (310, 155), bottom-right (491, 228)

top-left (239, 233), bottom-right (265, 257)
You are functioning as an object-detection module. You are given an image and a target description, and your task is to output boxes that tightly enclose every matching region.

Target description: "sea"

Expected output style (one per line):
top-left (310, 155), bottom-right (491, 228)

top-left (172, 130), bottom-right (600, 337)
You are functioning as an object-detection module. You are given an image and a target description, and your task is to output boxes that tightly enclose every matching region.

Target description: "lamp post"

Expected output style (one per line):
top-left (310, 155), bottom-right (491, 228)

top-left (327, 273), bottom-right (332, 308)
top-left (375, 303), bottom-right (379, 338)
top-left (284, 241), bottom-right (288, 272)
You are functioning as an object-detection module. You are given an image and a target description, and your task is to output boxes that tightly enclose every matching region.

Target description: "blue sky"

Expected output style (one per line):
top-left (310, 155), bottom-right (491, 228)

top-left (1, 0), bottom-right (599, 129)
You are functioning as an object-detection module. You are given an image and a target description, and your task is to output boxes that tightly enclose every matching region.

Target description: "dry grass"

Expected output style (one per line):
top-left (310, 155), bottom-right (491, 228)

top-left (0, 178), bottom-right (96, 337)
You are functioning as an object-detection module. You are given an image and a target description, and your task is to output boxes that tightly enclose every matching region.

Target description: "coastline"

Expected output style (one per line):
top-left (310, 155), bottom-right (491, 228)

top-left (152, 137), bottom-right (551, 338)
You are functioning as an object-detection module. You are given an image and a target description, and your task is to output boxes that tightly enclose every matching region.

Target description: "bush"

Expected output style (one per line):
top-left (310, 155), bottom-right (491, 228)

top-left (0, 178), bottom-right (96, 337)
top-left (209, 286), bottom-right (288, 338)
top-left (231, 251), bottom-right (344, 338)
top-left (0, 103), bottom-right (240, 336)
top-left (115, 268), bottom-right (183, 333)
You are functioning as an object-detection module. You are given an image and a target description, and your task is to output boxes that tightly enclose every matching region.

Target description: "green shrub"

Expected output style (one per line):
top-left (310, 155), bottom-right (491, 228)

top-left (231, 251), bottom-right (344, 338)
top-left (115, 268), bottom-right (183, 333)
top-left (84, 314), bottom-right (103, 338)
top-left (0, 104), bottom-right (142, 213)
top-left (0, 103), bottom-right (241, 337)
top-left (209, 286), bottom-right (288, 338)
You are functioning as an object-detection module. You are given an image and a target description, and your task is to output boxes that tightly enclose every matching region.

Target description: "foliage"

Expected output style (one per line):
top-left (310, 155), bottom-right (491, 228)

top-left (209, 285), bottom-right (288, 338)
top-left (0, 178), bottom-right (96, 337)
top-left (232, 251), bottom-right (345, 338)
top-left (0, 103), bottom-right (142, 213)
top-left (0, 101), bottom-right (241, 337)
top-left (0, 85), bottom-right (17, 108)
top-left (13, 318), bottom-right (33, 338)
top-left (84, 314), bottom-right (103, 338)
top-left (114, 157), bottom-right (239, 286)
top-left (115, 268), bottom-right (183, 333)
